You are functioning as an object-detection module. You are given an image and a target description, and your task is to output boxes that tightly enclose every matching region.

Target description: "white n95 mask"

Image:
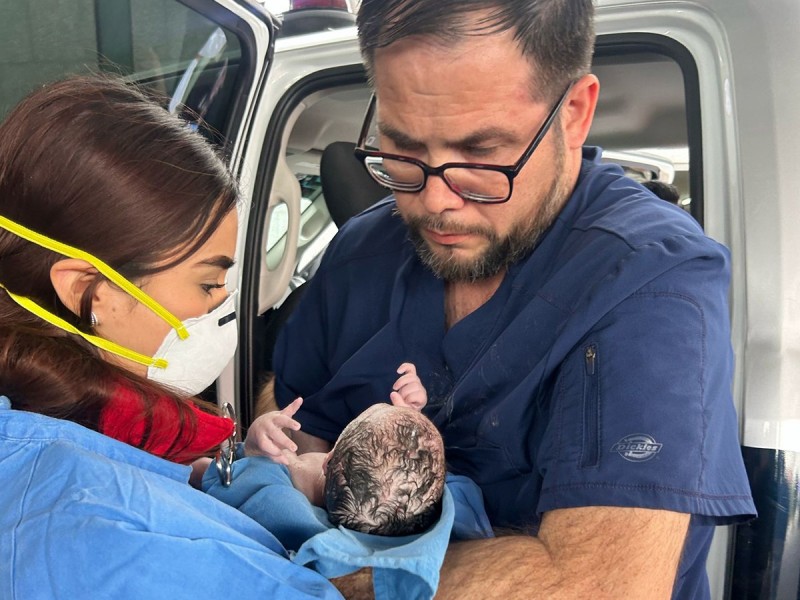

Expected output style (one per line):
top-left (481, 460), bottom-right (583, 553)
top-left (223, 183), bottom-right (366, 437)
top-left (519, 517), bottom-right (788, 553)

top-left (147, 290), bottom-right (239, 396)
top-left (0, 214), bottom-right (239, 397)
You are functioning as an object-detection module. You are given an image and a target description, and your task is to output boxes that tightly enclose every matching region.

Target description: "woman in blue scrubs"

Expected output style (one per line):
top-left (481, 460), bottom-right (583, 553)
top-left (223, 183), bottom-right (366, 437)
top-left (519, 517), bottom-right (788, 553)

top-left (0, 75), bottom-right (341, 599)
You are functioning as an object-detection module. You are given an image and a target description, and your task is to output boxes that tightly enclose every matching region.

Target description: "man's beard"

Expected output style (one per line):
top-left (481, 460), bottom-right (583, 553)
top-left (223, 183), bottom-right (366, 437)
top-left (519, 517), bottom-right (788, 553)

top-left (401, 143), bottom-right (570, 283)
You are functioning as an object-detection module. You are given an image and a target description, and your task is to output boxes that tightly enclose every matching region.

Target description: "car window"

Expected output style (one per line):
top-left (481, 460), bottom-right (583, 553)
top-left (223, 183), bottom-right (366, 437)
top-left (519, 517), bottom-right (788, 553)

top-left (265, 178), bottom-right (316, 255)
top-left (588, 45), bottom-right (697, 218)
top-left (0, 0), bottom-right (243, 146)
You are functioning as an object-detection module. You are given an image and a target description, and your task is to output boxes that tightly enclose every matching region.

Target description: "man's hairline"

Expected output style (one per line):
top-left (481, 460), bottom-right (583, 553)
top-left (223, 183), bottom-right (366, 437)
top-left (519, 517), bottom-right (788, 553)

top-left (368, 40), bottom-right (559, 158)
top-left (366, 37), bottom-right (550, 105)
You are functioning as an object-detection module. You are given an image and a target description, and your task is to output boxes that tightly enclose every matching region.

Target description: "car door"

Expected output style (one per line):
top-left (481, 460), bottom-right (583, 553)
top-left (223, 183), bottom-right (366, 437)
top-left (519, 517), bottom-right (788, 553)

top-left (0, 0), bottom-right (277, 419)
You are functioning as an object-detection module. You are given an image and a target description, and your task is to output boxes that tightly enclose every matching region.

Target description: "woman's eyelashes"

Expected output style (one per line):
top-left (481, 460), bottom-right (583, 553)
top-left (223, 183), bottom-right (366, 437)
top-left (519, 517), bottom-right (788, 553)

top-left (200, 282), bottom-right (226, 295)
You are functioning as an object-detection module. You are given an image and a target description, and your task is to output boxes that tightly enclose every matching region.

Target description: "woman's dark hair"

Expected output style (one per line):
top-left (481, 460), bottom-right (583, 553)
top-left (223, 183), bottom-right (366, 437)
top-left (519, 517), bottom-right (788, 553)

top-left (357, 0), bottom-right (595, 101)
top-left (0, 74), bottom-right (239, 459)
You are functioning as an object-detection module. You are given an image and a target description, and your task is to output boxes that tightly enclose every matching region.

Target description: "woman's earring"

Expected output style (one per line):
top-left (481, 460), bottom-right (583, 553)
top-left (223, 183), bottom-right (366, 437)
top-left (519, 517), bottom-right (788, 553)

top-left (90, 312), bottom-right (99, 328)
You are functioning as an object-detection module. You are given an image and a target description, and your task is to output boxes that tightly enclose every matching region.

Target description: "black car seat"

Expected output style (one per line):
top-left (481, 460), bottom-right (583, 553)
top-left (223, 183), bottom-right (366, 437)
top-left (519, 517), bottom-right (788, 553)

top-left (319, 141), bottom-right (389, 228)
top-left (261, 141), bottom-right (388, 372)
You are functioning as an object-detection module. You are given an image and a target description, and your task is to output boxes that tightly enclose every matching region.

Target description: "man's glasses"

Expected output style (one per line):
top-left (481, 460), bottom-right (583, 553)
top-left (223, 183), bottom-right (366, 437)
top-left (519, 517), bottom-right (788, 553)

top-left (354, 82), bottom-right (574, 204)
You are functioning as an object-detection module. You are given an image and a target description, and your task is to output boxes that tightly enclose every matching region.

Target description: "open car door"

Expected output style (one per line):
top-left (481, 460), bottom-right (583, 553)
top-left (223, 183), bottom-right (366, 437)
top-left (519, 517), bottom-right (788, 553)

top-left (0, 0), bottom-right (277, 420)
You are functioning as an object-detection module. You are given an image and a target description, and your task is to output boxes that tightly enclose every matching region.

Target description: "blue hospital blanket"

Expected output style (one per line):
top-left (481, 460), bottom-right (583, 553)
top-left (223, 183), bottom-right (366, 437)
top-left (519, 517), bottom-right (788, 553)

top-left (203, 453), bottom-right (493, 600)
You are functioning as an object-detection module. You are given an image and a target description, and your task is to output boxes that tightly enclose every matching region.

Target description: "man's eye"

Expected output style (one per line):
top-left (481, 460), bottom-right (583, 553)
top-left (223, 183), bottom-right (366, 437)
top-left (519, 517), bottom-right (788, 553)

top-left (468, 146), bottom-right (499, 159)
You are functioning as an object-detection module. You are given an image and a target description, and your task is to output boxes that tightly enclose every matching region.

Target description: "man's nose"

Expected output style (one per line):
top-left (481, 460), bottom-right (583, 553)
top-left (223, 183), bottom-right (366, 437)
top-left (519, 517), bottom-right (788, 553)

top-left (418, 174), bottom-right (466, 214)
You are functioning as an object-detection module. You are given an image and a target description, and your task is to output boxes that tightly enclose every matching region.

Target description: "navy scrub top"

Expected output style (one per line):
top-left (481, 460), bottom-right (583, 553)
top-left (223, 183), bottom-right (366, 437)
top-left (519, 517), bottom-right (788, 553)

top-left (273, 148), bottom-right (755, 596)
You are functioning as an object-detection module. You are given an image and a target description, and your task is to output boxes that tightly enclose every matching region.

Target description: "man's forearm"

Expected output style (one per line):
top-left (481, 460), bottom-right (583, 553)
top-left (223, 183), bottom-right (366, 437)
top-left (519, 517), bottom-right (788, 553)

top-left (331, 568), bottom-right (374, 600)
top-left (327, 507), bottom-right (686, 599)
top-left (435, 507), bottom-right (688, 600)
top-left (435, 536), bottom-right (559, 599)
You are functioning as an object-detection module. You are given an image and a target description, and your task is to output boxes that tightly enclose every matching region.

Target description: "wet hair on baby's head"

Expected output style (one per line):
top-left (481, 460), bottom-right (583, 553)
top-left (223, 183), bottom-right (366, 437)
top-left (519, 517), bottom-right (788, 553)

top-left (324, 405), bottom-right (445, 536)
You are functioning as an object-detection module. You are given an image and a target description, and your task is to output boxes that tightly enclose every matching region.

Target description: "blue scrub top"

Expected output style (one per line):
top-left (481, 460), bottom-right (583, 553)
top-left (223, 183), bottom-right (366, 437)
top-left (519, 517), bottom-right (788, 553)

top-left (273, 147), bottom-right (756, 599)
top-left (0, 396), bottom-right (341, 600)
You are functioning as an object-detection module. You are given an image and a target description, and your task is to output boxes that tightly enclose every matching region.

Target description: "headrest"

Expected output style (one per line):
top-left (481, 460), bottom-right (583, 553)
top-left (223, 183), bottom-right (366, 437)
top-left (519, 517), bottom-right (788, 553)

top-left (320, 141), bottom-right (389, 228)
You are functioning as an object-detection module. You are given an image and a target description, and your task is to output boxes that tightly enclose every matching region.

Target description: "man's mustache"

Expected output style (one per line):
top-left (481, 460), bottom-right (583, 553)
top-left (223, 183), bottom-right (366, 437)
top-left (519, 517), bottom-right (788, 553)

top-left (401, 213), bottom-right (496, 240)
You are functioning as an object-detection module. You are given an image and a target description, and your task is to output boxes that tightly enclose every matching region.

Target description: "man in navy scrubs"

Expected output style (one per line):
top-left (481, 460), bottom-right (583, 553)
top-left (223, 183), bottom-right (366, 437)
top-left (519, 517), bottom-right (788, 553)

top-left (271, 0), bottom-right (756, 597)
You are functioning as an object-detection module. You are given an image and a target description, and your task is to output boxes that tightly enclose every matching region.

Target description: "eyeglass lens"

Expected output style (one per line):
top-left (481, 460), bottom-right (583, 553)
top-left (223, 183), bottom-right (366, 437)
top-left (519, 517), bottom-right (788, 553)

top-left (367, 158), bottom-right (510, 202)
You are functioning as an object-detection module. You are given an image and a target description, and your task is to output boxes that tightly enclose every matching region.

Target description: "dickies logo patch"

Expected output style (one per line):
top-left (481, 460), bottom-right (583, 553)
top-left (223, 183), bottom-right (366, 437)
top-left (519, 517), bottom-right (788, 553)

top-left (611, 434), bottom-right (663, 462)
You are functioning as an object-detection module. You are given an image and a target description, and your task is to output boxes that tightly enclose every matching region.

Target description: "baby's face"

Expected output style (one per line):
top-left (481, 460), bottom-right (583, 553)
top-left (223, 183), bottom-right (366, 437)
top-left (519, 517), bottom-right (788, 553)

top-left (293, 451), bottom-right (328, 472)
top-left (286, 451), bottom-right (329, 507)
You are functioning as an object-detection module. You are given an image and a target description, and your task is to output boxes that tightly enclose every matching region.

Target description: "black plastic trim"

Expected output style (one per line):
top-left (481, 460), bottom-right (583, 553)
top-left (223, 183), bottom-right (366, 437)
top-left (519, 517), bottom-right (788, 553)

top-left (731, 446), bottom-right (800, 599)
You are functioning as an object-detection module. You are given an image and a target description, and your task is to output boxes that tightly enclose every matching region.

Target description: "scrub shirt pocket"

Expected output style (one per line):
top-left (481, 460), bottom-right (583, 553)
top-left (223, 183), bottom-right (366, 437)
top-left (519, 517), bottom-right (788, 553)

top-left (544, 340), bottom-right (605, 473)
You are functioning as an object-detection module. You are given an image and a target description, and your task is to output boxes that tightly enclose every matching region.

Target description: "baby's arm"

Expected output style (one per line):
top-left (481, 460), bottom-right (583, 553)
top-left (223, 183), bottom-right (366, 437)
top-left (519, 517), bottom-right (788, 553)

top-left (243, 397), bottom-right (303, 464)
top-left (389, 362), bottom-right (427, 411)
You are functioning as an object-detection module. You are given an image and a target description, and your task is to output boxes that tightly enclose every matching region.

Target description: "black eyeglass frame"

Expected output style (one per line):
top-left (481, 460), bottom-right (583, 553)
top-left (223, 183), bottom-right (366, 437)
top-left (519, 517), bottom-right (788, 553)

top-left (353, 81), bottom-right (575, 204)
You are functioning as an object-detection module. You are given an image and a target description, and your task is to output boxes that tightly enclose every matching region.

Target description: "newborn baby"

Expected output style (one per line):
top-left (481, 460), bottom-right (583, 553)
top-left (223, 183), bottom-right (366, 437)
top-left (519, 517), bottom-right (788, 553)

top-left (245, 363), bottom-right (445, 535)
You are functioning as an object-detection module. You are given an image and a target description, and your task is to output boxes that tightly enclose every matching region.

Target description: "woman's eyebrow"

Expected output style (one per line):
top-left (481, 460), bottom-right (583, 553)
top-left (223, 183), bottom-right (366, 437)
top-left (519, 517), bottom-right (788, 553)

top-left (195, 255), bottom-right (236, 270)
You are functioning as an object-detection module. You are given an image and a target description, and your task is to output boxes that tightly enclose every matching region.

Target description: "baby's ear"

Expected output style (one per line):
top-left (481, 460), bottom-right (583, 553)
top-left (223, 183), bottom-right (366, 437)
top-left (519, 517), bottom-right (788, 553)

top-left (322, 450), bottom-right (333, 473)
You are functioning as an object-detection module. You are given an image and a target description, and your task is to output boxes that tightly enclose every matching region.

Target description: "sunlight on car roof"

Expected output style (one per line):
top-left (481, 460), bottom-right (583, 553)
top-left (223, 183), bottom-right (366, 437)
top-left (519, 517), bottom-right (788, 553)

top-left (254, 0), bottom-right (357, 37)
top-left (256, 0), bottom-right (356, 16)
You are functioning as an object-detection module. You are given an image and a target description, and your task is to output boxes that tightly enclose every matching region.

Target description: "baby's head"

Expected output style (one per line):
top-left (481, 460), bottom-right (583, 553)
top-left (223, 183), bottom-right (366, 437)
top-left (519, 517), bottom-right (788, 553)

top-left (324, 404), bottom-right (445, 536)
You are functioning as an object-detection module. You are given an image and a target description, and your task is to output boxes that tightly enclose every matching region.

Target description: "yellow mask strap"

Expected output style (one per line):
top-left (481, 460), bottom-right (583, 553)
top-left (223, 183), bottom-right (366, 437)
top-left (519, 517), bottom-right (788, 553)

top-left (0, 284), bottom-right (168, 369)
top-left (0, 214), bottom-right (188, 340)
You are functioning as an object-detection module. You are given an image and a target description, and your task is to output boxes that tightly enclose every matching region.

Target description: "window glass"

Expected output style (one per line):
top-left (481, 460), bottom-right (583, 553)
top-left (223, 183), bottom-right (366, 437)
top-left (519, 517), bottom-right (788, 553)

top-left (588, 48), bottom-right (696, 216)
top-left (0, 0), bottom-right (242, 145)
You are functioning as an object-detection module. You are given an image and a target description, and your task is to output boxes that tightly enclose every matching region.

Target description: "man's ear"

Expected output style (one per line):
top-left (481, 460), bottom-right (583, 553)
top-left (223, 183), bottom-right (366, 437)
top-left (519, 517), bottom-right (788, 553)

top-left (561, 74), bottom-right (600, 150)
top-left (49, 259), bottom-right (100, 318)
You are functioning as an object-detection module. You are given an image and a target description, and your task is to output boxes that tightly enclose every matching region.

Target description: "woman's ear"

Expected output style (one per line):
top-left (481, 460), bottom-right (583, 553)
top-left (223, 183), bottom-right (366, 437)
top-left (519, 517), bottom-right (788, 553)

top-left (49, 259), bottom-right (99, 318)
top-left (561, 73), bottom-right (600, 150)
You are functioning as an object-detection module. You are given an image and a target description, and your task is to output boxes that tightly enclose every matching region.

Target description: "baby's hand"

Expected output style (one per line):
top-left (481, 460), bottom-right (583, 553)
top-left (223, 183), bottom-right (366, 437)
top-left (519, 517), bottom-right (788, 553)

top-left (390, 362), bottom-right (427, 411)
top-left (243, 397), bottom-right (303, 464)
